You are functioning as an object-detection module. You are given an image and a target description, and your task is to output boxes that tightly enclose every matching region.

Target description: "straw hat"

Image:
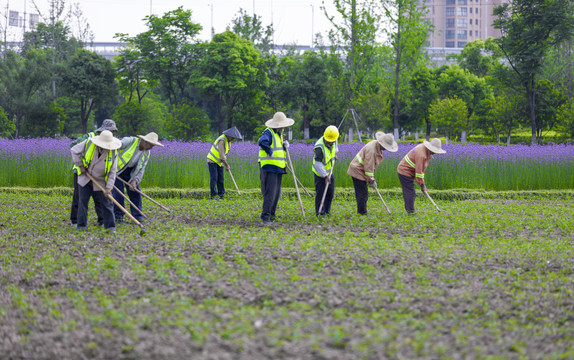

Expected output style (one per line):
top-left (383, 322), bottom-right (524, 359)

top-left (265, 112), bottom-right (295, 129)
top-left (423, 138), bottom-right (446, 154)
top-left (375, 131), bottom-right (398, 152)
top-left (91, 130), bottom-right (121, 150)
top-left (96, 119), bottom-right (118, 133)
top-left (222, 126), bottom-right (243, 140)
top-left (137, 132), bottom-right (164, 147)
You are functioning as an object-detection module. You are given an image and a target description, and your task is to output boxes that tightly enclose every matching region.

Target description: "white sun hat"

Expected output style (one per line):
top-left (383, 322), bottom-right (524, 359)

top-left (137, 132), bottom-right (164, 147)
top-left (375, 131), bottom-right (398, 152)
top-left (91, 130), bottom-right (121, 150)
top-left (265, 112), bottom-right (295, 129)
top-left (423, 138), bottom-right (446, 154)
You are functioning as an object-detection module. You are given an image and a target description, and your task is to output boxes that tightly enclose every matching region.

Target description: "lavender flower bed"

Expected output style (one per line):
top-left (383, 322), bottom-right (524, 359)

top-left (1, 138), bottom-right (573, 190)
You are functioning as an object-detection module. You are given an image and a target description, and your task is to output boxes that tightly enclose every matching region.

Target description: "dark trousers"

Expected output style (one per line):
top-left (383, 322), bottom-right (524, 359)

top-left (314, 174), bottom-right (335, 215)
top-left (351, 176), bottom-right (369, 215)
top-left (77, 182), bottom-right (115, 229)
top-left (398, 173), bottom-right (416, 213)
top-left (112, 169), bottom-right (143, 221)
top-left (71, 172), bottom-right (103, 225)
top-left (208, 162), bottom-right (225, 198)
top-left (260, 170), bottom-right (283, 221)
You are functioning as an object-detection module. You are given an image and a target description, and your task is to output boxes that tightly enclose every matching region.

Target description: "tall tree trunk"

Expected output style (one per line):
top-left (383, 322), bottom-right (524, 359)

top-left (302, 103), bottom-right (309, 139)
top-left (526, 80), bottom-right (536, 145)
top-left (216, 94), bottom-right (225, 134)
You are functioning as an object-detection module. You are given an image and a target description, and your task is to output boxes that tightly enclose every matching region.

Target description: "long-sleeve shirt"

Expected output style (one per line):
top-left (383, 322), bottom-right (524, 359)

top-left (397, 143), bottom-right (432, 185)
top-left (71, 140), bottom-right (118, 191)
top-left (118, 137), bottom-right (150, 184)
top-left (258, 128), bottom-right (287, 174)
top-left (313, 143), bottom-right (337, 178)
top-left (346, 140), bottom-right (383, 183)
top-left (206, 138), bottom-right (229, 167)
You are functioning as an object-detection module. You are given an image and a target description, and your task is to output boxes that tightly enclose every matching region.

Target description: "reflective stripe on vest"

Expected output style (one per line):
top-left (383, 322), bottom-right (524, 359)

top-left (206, 134), bottom-right (230, 166)
top-left (312, 137), bottom-right (337, 176)
top-left (73, 140), bottom-right (115, 183)
top-left (355, 153), bottom-right (374, 176)
top-left (404, 153), bottom-right (424, 179)
top-left (258, 128), bottom-right (286, 168)
top-left (118, 138), bottom-right (140, 172)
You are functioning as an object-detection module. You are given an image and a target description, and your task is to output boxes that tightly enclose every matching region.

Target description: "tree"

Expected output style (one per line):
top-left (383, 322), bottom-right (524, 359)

top-left (453, 38), bottom-right (502, 78)
top-left (429, 97), bottom-right (467, 143)
top-left (165, 103), bottom-right (210, 141)
top-left (194, 30), bottom-right (268, 133)
top-left (493, 0), bottom-right (574, 144)
top-left (59, 49), bottom-right (115, 133)
top-left (556, 99), bottom-right (574, 137)
top-left (118, 7), bottom-right (203, 107)
top-left (228, 8), bottom-right (273, 53)
top-left (481, 92), bottom-right (526, 145)
top-left (114, 45), bottom-right (157, 104)
top-left (534, 79), bottom-right (568, 139)
top-left (278, 52), bottom-right (328, 139)
top-left (323, 0), bottom-right (380, 101)
top-left (382, 0), bottom-right (432, 141)
top-left (0, 49), bottom-right (51, 137)
top-left (409, 66), bottom-right (438, 140)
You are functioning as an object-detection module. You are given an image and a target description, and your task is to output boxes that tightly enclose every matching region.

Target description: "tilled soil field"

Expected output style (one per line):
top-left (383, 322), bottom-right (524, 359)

top-left (0, 190), bottom-right (573, 359)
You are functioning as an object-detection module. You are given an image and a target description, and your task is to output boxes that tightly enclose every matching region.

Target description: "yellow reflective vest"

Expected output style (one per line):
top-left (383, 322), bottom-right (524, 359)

top-left (72, 140), bottom-right (116, 183)
top-left (312, 136), bottom-right (338, 176)
top-left (258, 128), bottom-right (286, 168)
top-left (206, 134), bottom-right (230, 166)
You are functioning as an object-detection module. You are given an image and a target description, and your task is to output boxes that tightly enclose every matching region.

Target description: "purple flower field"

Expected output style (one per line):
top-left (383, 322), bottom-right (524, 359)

top-left (1, 138), bottom-right (573, 189)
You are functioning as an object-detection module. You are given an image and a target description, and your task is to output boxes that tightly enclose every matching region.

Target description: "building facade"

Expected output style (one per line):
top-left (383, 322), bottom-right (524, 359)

top-left (420, 0), bottom-right (509, 49)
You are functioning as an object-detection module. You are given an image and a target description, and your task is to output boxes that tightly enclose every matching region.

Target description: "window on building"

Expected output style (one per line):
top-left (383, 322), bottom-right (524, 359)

top-left (476, 7), bottom-right (479, 13)
top-left (446, 41), bottom-right (455, 48)
top-left (475, 30), bottom-right (479, 37)
top-left (457, 30), bottom-right (467, 39)
top-left (446, 0), bottom-right (455, 4)
top-left (458, 41), bottom-right (467, 48)
top-left (458, 7), bottom-right (467, 16)
top-left (446, 7), bottom-right (455, 16)
top-left (446, 18), bottom-right (455, 28)
top-left (470, 19), bottom-right (473, 25)
top-left (470, 7), bottom-right (473, 14)
top-left (457, 18), bottom-right (467, 28)
top-left (476, 19), bottom-right (479, 25)
top-left (458, 0), bottom-right (467, 4)
top-left (446, 30), bottom-right (455, 39)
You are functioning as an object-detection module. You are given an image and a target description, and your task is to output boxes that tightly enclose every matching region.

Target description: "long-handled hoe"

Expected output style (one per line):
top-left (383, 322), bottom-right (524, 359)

top-left (317, 159), bottom-right (335, 215)
top-left (112, 184), bottom-right (148, 220)
top-left (374, 187), bottom-right (392, 215)
top-left (227, 167), bottom-right (241, 196)
top-left (85, 172), bottom-right (146, 235)
top-left (423, 190), bottom-right (441, 212)
top-left (285, 148), bottom-right (305, 219)
top-left (285, 162), bottom-right (312, 198)
top-left (116, 177), bottom-right (171, 213)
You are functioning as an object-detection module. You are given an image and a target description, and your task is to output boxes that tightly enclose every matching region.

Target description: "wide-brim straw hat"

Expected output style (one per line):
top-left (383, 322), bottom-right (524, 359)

top-left (96, 119), bottom-right (118, 133)
top-left (423, 138), bottom-right (446, 154)
top-left (265, 112), bottom-right (295, 129)
top-left (91, 130), bottom-right (121, 150)
top-left (375, 131), bottom-right (398, 152)
top-left (222, 126), bottom-right (243, 140)
top-left (137, 132), bottom-right (164, 147)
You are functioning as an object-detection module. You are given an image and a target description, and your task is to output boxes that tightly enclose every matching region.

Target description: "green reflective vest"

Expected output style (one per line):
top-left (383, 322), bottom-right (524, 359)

top-left (118, 138), bottom-right (148, 175)
top-left (71, 132), bottom-right (97, 174)
top-left (312, 136), bottom-right (338, 176)
top-left (258, 128), bottom-right (286, 168)
top-left (72, 140), bottom-right (116, 182)
top-left (206, 134), bottom-right (230, 166)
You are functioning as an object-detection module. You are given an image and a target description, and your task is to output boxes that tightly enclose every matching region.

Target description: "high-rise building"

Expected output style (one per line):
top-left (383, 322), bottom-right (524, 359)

top-left (419, 0), bottom-right (509, 49)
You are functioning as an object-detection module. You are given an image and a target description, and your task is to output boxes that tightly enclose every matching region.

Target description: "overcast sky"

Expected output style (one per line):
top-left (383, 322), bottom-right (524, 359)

top-left (5, 0), bottom-right (336, 45)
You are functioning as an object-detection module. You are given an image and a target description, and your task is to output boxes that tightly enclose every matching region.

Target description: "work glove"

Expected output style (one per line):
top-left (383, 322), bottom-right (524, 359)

top-left (104, 189), bottom-right (112, 198)
top-left (420, 184), bottom-right (427, 193)
top-left (79, 166), bottom-right (87, 175)
top-left (283, 140), bottom-right (290, 149)
top-left (225, 164), bottom-right (231, 172)
top-left (129, 180), bottom-right (138, 191)
top-left (324, 175), bottom-right (332, 185)
top-left (369, 181), bottom-right (377, 190)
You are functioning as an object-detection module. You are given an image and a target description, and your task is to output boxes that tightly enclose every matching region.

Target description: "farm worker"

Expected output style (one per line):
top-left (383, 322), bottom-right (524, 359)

top-left (258, 112), bottom-right (294, 225)
top-left (70, 130), bottom-right (121, 231)
top-left (112, 132), bottom-right (164, 224)
top-left (312, 125), bottom-right (339, 216)
top-left (206, 126), bottom-right (243, 199)
top-left (397, 138), bottom-right (446, 213)
top-left (69, 119), bottom-right (118, 227)
top-left (347, 131), bottom-right (398, 215)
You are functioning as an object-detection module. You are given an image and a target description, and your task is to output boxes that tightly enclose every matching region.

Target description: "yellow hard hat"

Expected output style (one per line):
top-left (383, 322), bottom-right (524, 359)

top-left (324, 125), bottom-right (339, 142)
